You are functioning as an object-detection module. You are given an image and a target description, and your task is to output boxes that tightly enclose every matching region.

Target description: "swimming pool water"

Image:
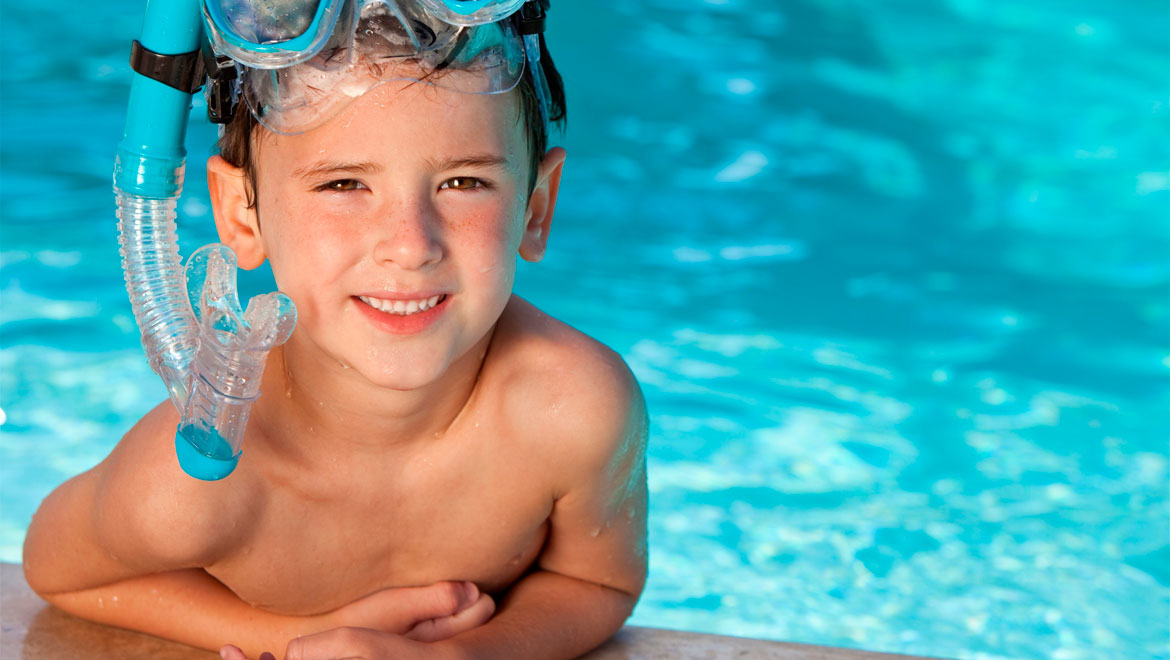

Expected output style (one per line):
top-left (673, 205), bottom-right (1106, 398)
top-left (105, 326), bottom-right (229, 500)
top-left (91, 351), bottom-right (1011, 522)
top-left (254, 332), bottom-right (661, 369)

top-left (2, 1), bottom-right (1168, 659)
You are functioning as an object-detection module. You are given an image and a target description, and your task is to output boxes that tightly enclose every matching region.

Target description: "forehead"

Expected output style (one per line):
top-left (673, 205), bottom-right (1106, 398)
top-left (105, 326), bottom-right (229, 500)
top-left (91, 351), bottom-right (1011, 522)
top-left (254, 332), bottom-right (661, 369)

top-left (255, 81), bottom-right (526, 171)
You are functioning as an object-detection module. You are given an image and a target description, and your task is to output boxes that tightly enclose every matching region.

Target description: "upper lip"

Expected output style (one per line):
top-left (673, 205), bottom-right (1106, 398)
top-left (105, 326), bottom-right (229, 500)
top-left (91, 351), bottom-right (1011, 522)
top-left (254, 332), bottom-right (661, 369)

top-left (354, 291), bottom-right (448, 301)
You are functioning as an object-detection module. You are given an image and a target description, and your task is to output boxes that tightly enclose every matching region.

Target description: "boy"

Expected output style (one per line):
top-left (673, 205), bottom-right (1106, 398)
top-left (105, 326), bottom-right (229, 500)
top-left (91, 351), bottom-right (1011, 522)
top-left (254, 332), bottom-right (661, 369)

top-left (22, 3), bottom-right (648, 659)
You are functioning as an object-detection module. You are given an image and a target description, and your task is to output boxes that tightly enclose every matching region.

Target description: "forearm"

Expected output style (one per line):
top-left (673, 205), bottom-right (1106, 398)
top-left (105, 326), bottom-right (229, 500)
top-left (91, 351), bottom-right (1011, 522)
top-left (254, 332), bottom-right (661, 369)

top-left (440, 570), bottom-right (637, 660)
top-left (45, 568), bottom-right (328, 658)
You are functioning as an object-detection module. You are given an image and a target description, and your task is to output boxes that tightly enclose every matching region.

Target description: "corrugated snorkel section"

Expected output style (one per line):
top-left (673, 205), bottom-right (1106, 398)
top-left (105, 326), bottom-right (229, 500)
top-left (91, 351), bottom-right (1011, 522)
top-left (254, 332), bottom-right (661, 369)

top-left (115, 188), bottom-right (198, 410)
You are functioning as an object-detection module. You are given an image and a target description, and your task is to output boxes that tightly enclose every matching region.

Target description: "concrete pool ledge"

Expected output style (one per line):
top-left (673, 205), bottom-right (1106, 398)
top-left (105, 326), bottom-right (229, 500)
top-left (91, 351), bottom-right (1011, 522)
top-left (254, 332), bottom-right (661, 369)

top-left (2, 563), bottom-right (936, 659)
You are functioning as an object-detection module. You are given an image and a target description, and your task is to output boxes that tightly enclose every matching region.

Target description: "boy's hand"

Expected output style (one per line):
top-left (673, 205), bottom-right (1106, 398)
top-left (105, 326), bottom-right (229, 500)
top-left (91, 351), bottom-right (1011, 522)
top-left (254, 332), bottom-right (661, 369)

top-left (220, 581), bottom-right (493, 660)
top-left (324, 580), bottom-right (494, 641)
top-left (223, 627), bottom-right (462, 660)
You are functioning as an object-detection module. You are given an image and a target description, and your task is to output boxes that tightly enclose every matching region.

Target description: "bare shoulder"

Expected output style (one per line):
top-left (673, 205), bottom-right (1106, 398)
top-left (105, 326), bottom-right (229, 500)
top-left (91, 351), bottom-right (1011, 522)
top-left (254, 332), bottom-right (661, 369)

top-left (490, 296), bottom-right (648, 488)
top-left (24, 401), bottom-right (261, 594)
top-left (488, 297), bottom-right (649, 599)
top-left (94, 401), bottom-right (260, 567)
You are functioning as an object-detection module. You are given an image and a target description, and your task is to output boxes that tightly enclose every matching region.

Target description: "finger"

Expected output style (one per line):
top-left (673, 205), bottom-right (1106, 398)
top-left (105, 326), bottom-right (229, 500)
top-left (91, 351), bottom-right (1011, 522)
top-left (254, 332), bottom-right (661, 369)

top-left (407, 580), bottom-right (479, 619)
top-left (347, 580), bottom-right (479, 632)
top-left (285, 626), bottom-right (381, 660)
top-left (218, 645), bottom-right (248, 660)
top-left (404, 592), bottom-right (496, 642)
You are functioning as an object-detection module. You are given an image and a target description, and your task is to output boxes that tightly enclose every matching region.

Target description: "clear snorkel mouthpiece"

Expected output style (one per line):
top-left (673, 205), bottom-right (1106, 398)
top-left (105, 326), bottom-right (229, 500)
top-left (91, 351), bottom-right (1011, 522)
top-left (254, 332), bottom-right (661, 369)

top-left (175, 246), bottom-right (296, 480)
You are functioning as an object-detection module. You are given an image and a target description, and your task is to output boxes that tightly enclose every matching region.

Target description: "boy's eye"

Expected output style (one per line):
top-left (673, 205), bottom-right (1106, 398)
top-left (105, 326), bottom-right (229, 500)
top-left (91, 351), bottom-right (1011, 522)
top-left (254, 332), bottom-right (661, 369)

top-left (440, 177), bottom-right (485, 191)
top-left (321, 179), bottom-right (363, 192)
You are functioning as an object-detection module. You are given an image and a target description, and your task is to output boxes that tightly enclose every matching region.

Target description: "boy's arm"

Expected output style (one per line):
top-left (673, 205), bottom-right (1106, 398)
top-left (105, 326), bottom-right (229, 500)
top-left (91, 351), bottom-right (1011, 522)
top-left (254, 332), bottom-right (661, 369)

top-left (23, 403), bottom-right (486, 658)
top-left (442, 355), bottom-right (649, 660)
top-left (22, 402), bottom-right (323, 655)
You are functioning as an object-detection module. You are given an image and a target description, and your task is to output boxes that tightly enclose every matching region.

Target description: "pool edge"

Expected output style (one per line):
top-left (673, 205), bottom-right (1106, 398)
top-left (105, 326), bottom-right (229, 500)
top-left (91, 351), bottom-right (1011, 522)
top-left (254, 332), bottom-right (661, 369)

top-left (1, 563), bottom-right (940, 659)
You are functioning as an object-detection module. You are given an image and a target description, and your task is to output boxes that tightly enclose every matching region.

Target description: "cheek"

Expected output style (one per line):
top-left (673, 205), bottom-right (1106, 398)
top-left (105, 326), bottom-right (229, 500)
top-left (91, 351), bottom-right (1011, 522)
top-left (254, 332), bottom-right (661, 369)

top-left (259, 199), bottom-right (355, 295)
top-left (449, 197), bottom-right (526, 251)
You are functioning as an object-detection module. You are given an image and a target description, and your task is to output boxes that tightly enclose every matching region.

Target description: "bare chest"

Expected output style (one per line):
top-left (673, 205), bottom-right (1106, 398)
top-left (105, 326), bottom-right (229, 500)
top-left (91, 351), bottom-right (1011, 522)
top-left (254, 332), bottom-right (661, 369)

top-left (206, 449), bottom-right (552, 614)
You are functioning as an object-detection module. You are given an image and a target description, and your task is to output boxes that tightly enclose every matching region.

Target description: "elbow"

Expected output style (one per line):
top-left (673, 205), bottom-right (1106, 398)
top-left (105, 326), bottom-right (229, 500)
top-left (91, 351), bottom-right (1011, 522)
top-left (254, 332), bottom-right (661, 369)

top-left (596, 572), bottom-right (644, 623)
top-left (22, 505), bottom-right (87, 599)
top-left (22, 515), bottom-right (53, 598)
top-left (615, 579), bottom-right (645, 619)
top-left (22, 529), bottom-right (67, 600)
top-left (22, 544), bottom-right (56, 600)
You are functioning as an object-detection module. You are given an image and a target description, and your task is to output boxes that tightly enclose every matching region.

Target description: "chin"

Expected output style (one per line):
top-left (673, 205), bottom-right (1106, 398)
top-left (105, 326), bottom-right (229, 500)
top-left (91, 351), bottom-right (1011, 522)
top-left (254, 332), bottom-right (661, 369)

top-left (355, 358), bottom-right (449, 392)
top-left (343, 346), bottom-right (453, 390)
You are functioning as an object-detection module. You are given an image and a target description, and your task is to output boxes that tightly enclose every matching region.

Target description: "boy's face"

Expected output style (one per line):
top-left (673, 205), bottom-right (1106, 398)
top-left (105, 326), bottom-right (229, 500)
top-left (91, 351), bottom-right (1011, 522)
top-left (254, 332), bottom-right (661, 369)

top-left (225, 82), bottom-right (554, 391)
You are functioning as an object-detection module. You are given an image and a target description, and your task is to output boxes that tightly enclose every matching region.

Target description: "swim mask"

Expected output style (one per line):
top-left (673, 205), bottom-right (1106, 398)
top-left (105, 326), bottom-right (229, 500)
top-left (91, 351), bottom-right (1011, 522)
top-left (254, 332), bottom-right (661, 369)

top-left (202, 0), bottom-right (540, 134)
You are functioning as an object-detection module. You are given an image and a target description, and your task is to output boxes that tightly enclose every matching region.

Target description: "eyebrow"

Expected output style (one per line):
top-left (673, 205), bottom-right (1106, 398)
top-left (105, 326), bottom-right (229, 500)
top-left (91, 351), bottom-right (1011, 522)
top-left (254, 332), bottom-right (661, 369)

top-left (293, 161), bottom-right (381, 181)
top-left (426, 153), bottom-right (511, 172)
top-left (291, 154), bottom-right (511, 181)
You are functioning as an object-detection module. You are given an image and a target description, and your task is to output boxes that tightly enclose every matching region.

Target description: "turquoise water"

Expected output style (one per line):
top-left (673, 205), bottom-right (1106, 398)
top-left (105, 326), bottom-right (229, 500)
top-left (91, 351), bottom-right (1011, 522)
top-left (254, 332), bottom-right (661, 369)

top-left (2, 1), bottom-right (1168, 659)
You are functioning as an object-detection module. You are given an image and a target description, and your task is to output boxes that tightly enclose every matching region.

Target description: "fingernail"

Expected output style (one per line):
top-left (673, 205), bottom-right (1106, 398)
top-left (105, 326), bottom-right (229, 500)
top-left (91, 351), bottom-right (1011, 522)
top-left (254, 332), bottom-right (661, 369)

top-left (219, 650), bottom-right (229, 660)
top-left (261, 653), bottom-right (276, 660)
top-left (464, 581), bottom-right (479, 602)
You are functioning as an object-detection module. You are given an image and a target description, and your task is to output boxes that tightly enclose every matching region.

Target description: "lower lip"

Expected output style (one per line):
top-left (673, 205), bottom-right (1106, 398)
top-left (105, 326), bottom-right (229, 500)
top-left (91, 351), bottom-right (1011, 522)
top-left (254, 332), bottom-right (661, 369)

top-left (354, 295), bottom-right (449, 335)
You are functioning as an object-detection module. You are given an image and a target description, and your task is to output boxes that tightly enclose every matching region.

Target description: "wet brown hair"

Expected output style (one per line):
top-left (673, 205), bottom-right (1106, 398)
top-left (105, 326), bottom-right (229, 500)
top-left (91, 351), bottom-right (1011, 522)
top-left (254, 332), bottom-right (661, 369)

top-left (217, 34), bottom-right (566, 211)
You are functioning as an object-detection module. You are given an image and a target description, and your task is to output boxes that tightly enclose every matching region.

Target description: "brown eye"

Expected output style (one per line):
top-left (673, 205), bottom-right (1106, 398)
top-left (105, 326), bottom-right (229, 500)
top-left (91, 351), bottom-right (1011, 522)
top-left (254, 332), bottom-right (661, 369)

top-left (440, 177), bottom-right (482, 191)
top-left (324, 179), bottom-right (362, 192)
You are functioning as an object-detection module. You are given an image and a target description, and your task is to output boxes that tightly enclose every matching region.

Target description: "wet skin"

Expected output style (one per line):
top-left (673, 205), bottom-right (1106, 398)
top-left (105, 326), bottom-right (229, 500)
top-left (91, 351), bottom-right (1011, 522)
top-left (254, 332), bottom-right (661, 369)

top-left (24, 80), bottom-right (648, 660)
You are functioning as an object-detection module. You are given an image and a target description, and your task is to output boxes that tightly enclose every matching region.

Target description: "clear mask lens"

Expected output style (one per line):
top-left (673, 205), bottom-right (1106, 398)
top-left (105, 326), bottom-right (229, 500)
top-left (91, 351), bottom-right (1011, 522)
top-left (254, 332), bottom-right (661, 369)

top-left (240, 3), bottom-right (526, 134)
top-left (414, 0), bottom-right (526, 26)
top-left (215, 0), bottom-right (324, 43)
top-left (203, 0), bottom-right (347, 68)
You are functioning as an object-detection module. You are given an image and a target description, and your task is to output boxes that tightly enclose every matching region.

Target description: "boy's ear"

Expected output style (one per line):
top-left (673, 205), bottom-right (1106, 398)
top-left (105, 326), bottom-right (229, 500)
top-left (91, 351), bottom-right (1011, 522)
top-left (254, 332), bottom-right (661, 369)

top-left (519, 147), bottom-right (567, 263)
top-left (206, 155), bottom-right (266, 269)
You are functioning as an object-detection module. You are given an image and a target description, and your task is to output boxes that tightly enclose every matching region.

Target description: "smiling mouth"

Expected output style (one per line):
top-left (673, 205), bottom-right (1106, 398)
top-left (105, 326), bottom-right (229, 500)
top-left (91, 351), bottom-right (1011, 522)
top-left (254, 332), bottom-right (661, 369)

top-left (358, 294), bottom-right (448, 316)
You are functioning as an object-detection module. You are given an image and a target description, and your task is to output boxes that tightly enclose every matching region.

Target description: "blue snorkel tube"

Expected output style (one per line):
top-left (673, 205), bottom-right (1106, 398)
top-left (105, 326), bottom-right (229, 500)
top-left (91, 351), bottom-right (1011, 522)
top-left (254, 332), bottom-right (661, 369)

top-left (115, 0), bottom-right (296, 481)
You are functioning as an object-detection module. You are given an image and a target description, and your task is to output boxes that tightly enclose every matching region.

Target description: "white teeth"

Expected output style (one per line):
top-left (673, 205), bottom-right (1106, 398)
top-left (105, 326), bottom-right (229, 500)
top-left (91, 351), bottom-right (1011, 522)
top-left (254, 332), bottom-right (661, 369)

top-left (359, 294), bottom-right (444, 316)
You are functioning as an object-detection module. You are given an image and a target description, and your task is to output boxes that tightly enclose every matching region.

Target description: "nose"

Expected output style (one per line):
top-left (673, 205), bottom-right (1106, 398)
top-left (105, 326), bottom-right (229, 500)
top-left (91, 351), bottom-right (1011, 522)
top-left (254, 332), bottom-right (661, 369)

top-left (371, 194), bottom-right (443, 270)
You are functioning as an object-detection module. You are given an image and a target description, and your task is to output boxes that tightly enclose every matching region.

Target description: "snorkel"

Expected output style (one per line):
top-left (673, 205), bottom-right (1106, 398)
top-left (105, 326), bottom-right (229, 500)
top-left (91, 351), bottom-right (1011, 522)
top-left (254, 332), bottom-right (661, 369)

top-left (115, 0), bottom-right (550, 481)
top-left (115, 0), bottom-right (295, 481)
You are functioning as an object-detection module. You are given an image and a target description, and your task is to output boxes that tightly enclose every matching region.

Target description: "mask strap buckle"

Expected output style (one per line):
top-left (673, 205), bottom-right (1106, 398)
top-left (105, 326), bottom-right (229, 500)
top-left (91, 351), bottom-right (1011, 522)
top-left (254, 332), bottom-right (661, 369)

top-left (515, 0), bottom-right (547, 35)
top-left (202, 43), bottom-right (239, 125)
top-left (130, 40), bottom-right (206, 94)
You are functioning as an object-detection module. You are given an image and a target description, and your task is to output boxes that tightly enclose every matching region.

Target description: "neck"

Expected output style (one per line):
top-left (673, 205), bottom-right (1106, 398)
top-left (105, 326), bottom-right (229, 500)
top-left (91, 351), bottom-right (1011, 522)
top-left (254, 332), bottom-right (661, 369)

top-left (250, 329), bottom-right (494, 465)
